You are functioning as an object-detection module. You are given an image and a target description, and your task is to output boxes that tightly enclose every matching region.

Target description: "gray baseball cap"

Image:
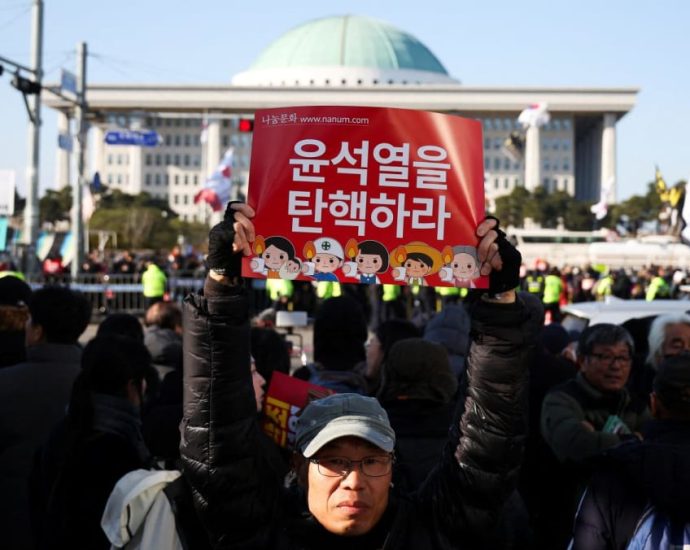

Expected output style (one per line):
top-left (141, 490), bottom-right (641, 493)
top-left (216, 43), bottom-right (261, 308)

top-left (295, 393), bottom-right (396, 458)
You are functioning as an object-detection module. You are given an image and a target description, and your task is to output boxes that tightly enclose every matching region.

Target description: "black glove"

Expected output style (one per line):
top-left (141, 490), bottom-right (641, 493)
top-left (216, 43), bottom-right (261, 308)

top-left (486, 217), bottom-right (522, 293)
top-left (206, 201), bottom-right (243, 278)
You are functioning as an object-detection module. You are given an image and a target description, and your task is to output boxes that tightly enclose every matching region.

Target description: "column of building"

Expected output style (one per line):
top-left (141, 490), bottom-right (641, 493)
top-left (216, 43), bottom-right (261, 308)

top-left (55, 110), bottom-right (71, 189)
top-left (600, 113), bottom-right (617, 203)
top-left (524, 125), bottom-right (541, 192)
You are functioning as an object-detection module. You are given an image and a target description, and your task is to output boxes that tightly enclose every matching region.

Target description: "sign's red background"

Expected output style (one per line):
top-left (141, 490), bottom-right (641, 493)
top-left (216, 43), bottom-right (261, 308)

top-left (242, 105), bottom-right (487, 288)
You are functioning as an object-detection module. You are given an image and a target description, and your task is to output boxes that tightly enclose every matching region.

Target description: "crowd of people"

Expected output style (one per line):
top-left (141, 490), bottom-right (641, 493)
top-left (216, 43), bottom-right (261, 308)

top-left (0, 206), bottom-right (689, 549)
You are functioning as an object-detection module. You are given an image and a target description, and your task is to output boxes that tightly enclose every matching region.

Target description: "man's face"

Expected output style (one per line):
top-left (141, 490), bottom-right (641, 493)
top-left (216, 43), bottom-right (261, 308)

top-left (263, 244), bottom-right (289, 270)
top-left (251, 362), bottom-right (266, 413)
top-left (403, 258), bottom-right (430, 278)
top-left (661, 323), bottom-right (690, 360)
top-left (314, 253), bottom-right (343, 273)
top-left (356, 253), bottom-right (382, 275)
top-left (306, 436), bottom-right (391, 536)
top-left (451, 252), bottom-right (479, 280)
top-left (580, 341), bottom-right (632, 392)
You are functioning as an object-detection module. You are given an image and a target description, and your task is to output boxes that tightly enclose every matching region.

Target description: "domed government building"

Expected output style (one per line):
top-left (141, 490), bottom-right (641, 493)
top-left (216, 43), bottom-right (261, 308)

top-left (44, 15), bottom-right (637, 222)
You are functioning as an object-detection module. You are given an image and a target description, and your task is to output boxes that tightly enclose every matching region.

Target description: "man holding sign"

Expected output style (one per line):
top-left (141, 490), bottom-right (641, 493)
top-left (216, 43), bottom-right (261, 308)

top-left (180, 197), bottom-right (535, 548)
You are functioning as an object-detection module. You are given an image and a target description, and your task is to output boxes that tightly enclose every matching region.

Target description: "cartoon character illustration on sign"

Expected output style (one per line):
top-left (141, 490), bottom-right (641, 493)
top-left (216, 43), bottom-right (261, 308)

top-left (301, 237), bottom-right (344, 282)
top-left (342, 239), bottom-right (389, 284)
top-left (390, 242), bottom-right (443, 286)
top-left (440, 245), bottom-right (481, 288)
top-left (250, 236), bottom-right (297, 279)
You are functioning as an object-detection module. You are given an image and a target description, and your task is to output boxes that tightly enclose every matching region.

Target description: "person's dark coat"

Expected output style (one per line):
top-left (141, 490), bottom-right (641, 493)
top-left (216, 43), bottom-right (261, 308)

top-left (0, 343), bottom-right (81, 550)
top-left (570, 419), bottom-right (690, 550)
top-left (31, 394), bottom-right (151, 550)
top-left (180, 281), bottom-right (534, 549)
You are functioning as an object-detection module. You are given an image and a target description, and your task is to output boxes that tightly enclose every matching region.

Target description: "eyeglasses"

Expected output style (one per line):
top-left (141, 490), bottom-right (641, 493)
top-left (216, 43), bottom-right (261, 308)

top-left (310, 455), bottom-right (394, 478)
top-left (589, 353), bottom-right (632, 366)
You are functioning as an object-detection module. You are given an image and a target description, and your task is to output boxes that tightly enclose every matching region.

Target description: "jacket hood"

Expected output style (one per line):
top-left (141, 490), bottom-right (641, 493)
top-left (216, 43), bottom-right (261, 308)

top-left (101, 468), bottom-right (181, 546)
top-left (608, 420), bottom-right (690, 519)
top-left (423, 304), bottom-right (470, 376)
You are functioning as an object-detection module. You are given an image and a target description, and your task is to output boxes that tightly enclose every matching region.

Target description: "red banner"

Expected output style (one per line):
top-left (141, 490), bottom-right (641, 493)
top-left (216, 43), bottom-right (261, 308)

top-left (242, 106), bottom-right (487, 288)
top-left (260, 371), bottom-right (335, 449)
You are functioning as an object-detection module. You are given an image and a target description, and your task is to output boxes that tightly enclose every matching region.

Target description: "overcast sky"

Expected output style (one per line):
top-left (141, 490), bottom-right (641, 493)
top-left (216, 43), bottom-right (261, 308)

top-left (1, 0), bottom-right (688, 201)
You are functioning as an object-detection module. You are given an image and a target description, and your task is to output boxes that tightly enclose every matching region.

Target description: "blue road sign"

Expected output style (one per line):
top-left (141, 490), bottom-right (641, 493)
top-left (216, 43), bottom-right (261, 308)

top-left (60, 69), bottom-right (77, 95)
top-left (58, 133), bottom-right (73, 151)
top-left (104, 130), bottom-right (160, 147)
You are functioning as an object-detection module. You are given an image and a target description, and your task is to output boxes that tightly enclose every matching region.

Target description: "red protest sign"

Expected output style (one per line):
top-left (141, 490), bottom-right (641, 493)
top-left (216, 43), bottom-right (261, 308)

top-left (242, 106), bottom-right (487, 288)
top-left (260, 371), bottom-right (335, 449)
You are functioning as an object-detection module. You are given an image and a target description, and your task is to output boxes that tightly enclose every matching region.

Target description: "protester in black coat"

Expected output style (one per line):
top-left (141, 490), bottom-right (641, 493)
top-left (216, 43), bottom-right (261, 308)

top-left (31, 335), bottom-right (153, 550)
top-left (180, 204), bottom-right (533, 549)
top-left (570, 354), bottom-right (690, 549)
top-left (378, 338), bottom-right (457, 491)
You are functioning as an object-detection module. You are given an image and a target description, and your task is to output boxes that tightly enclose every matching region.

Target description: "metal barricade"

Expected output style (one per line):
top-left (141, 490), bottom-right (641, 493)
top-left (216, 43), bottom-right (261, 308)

top-left (24, 273), bottom-right (204, 317)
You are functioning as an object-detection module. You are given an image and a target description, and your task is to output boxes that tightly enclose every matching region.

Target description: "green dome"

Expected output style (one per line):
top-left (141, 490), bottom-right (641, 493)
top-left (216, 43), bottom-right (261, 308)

top-left (232, 15), bottom-right (457, 86)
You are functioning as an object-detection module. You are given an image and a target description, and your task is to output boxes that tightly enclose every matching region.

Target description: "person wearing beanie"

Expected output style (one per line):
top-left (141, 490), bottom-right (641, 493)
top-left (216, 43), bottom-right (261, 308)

top-left (293, 295), bottom-right (369, 394)
top-left (423, 303), bottom-right (471, 380)
top-left (359, 318), bottom-right (421, 395)
top-left (0, 274), bottom-right (32, 368)
top-left (377, 338), bottom-right (457, 490)
top-left (178, 203), bottom-right (536, 549)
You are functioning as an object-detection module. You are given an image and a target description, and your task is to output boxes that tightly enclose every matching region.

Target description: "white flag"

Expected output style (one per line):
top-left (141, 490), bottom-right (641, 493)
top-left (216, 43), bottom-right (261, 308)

top-left (518, 102), bottom-right (550, 129)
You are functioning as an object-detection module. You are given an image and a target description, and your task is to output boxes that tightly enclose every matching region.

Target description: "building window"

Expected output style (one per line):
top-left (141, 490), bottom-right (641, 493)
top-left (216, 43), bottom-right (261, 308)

top-left (183, 195), bottom-right (189, 205)
top-left (165, 135), bottom-right (172, 146)
top-left (155, 173), bottom-right (161, 185)
top-left (164, 174), bottom-right (169, 185)
top-left (145, 154), bottom-right (152, 166)
top-left (484, 137), bottom-right (491, 150)
top-left (222, 120), bottom-right (229, 128)
top-left (174, 135), bottom-right (181, 146)
top-left (183, 155), bottom-right (190, 167)
top-left (155, 155), bottom-right (161, 166)
top-left (193, 175), bottom-right (198, 185)
top-left (563, 119), bottom-right (572, 130)
top-left (494, 178), bottom-right (499, 189)
top-left (493, 158), bottom-right (501, 170)
top-left (543, 159), bottom-right (551, 171)
top-left (174, 175), bottom-right (179, 185)
top-left (484, 157), bottom-right (490, 170)
top-left (117, 174), bottom-right (122, 184)
top-left (107, 154), bottom-right (113, 165)
top-left (562, 138), bottom-right (571, 151)
top-left (165, 154), bottom-right (171, 165)
top-left (194, 135), bottom-right (200, 146)
top-left (184, 135), bottom-right (191, 146)
top-left (174, 119), bottom-right (182, 127)
top-left (493, 137), bottom-right (502, 150)
top-left (503, 158), bottom-right (511, 170)
top-left (563, 158), bottom-right (571, 171)
top-left (543, 177), bottom-right (550, 189)
top-left (145, 174), bottom-right (151, 185)
top-left (174, 154), bottom-right (180, 165)
top-left (553, 119), bottom-right (562, 131)
top-left (193, 155), bottom-right (201, 167)
top-left (107, 174), bottom-right (113, 184)
top-left (504, 178), bottom-right (510, 189)
top-left (173, 194), bottom-right (179, 205)
top-left (222, 135), bottom-right (229, 147)
top-left (165, 119), bottom-right (172, 127)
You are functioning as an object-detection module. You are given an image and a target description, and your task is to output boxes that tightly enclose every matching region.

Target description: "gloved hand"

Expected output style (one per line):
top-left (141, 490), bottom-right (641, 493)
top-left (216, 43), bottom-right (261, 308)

top-left (476, 216), bottom-right (522, 293)
top-left (206, 202), bottom-right (256, 279)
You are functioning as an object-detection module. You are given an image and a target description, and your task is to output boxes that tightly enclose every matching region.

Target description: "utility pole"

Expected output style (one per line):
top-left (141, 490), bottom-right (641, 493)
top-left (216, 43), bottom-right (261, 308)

top-left (23, 0), bottom-right (43, 274)
top-left (70, 42), bottom-right (87, 278)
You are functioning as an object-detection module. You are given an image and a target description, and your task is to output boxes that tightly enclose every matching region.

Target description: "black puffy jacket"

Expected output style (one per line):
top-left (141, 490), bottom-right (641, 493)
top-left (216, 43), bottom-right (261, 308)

top-left (180, 282), bottom-right (534, 549)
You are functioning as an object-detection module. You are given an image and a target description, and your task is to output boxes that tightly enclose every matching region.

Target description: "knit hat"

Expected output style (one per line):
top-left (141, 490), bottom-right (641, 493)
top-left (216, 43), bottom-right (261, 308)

top-left (654, 353), bottom-right (690, 415)
top-left (0, 275), bottom-right (32, 307)
top-left (378, 338), bottom-right (458, 404)
top-left (313, 296), bottom-right (367, 371)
